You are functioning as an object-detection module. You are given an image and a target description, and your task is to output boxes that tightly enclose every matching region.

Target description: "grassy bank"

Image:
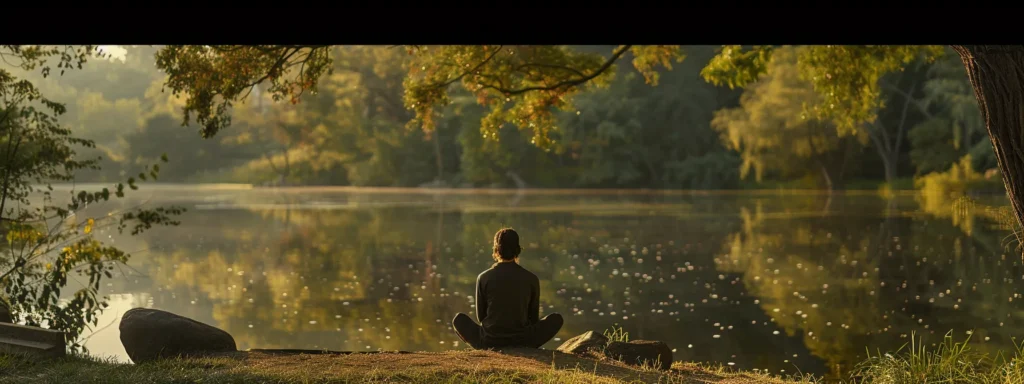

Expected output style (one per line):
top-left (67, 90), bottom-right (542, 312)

top-left (7, 332), bottom-right (1024, 383)
top-left (0, 348), bottom-right (813, 384)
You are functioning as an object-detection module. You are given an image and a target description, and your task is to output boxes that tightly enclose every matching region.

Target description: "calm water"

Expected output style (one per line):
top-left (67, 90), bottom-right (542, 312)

top-left (71, 185), bottom-right (1021, 379)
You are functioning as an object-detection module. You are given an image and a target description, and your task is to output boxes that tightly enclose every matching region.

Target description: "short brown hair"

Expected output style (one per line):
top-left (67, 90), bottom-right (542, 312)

top-left (492, 228), bottom-right (522, 262)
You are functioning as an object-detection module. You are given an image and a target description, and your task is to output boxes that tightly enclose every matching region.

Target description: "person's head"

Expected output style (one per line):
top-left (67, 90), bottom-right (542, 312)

top-left (492, 228), bottom-right (522, 262)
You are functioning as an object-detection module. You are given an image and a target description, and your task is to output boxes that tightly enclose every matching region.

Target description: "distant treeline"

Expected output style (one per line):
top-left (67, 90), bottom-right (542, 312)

top-left (23, 45), bottom-right (1000, 191)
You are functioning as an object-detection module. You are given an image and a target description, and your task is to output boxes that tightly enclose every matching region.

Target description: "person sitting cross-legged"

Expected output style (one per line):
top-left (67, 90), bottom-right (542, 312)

top-left (451, 228), bottom-right (563, 349)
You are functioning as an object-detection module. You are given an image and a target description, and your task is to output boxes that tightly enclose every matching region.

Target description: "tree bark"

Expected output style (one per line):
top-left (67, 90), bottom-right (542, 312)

top-left (867, 76), bottom-right (915, 188)
top-left (951, 45), bottom-right (1024, 247)
top-left (815, 161), bottom-right (833, 192)
top-left (883, 157), bottom-right (895, 187)
top-left (866, 125), bottom-right (896, 186)
top-left (806, 133), bottom-right (834, 192)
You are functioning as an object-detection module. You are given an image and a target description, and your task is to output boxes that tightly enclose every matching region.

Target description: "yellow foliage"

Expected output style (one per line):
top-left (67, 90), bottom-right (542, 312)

top-left (711, 46), bottom-right (842, 182)
top-left (915, 155), bottom-right (1011, 236)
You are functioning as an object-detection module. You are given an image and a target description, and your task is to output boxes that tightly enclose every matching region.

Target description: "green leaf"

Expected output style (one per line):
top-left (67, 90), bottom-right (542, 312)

top-left (701, 45), bottom-right (775, 89)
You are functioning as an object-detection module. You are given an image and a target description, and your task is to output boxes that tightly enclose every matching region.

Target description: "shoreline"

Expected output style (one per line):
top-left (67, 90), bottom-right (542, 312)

top-left (0, 348), bottom-right (810, 384)
top-left (37, 182), bottom-right (959, 196)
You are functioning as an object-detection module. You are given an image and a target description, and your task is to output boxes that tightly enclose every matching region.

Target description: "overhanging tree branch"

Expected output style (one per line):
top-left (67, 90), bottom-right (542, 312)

top-left (238, 46), bottom-right (330, 100)
top-left (432, 45), bottom-right (504, 89)
top-left (514, 62), bottom-right (589, 78)
top-left (487, 45), bottom-right (633, 95)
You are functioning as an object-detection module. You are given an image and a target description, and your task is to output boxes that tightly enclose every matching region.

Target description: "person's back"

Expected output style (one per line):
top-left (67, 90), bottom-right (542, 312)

top-left (451, 228), bottom-right (563, 349)
top-left (476, 261), bottom-right (539, 343)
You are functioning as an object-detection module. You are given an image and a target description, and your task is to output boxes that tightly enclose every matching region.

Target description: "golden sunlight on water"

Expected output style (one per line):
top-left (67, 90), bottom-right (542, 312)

top-left (69, 186), bottom-right (1017, 379)
top-left (82, 294), bottom-right (136, 363)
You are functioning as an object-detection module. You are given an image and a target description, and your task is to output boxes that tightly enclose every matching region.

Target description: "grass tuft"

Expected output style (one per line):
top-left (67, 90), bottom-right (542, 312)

top-left (851, 330), bottom-right (1024, 384)
top-left (603, 325), bottom-right (630, 343)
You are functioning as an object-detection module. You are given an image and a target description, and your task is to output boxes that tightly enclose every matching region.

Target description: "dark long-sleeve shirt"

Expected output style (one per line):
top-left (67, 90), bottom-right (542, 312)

top-left (474, 261), bottom-right (540, 342)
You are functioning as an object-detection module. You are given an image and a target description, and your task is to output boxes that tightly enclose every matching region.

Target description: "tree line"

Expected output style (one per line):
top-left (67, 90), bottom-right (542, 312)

top-left (13, 45), bottom-right (1001, 192)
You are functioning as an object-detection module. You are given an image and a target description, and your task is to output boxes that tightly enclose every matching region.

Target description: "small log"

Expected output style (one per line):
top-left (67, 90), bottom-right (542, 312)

top-left (0, 322), bottom-right (66, 358)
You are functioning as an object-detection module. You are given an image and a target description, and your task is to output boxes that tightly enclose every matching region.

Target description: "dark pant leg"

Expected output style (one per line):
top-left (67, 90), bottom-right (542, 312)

top-left (526, 313), bottom-right (564, 348)
top-left (452, 313), bottom-right (485, 349)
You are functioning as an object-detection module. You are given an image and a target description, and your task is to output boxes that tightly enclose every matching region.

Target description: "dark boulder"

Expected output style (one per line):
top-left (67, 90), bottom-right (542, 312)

top-left (604, 340), bottom-right (673, 370)
top-left (556, 330), bottom-right (608, 355)
top-left (119, 308), bottom-right (236, 363)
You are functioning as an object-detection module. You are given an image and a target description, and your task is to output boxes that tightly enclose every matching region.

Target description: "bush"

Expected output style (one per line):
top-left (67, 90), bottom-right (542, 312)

top-left (915, 155), bottom-right (1005, 199)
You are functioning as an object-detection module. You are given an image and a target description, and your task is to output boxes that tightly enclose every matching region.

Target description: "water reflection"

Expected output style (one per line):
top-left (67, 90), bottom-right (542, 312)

top-left (75, 187), bottom-right (1019, 379)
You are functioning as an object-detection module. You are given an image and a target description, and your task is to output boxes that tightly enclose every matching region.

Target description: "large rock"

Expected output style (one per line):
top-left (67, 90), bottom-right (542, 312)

top-left (119, 308), bottom-right (236, 363)
top-left (603, 340), bottom-right (673, 370)
top-left (556, 330), bottom-right (608, 355)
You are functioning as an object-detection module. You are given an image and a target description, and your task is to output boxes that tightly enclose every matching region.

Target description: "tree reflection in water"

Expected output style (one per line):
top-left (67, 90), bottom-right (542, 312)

top-left (81, 188), bottom-right (1022, 379)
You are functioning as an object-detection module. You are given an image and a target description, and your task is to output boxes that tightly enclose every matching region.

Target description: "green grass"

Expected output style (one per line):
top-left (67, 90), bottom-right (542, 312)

top-left (603, 325), bottom-right (630, 343)
top-left (851, 331), bottom-right (1024, 384)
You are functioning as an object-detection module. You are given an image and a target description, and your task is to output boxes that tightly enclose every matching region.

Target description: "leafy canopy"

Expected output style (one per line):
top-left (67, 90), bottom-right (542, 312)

top-left (155, 45), bottom-right (683, 148)
top-left (154, 45), bottom-right (333, 138)
top-left (155, 44), bottom-right (948, 151)
top-left (711, 46), bottom-right (841, 181)
top-left (701, 45), bottom-right (946, 136)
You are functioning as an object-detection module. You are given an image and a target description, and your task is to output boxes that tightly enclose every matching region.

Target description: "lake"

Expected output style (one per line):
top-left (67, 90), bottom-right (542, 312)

top-left (70, 185), bottom-right (1022, 380)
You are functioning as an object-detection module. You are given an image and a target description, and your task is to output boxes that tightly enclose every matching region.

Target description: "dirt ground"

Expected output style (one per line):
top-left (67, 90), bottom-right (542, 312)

top-left (233, 348), bottom-right (803, 383)
top-left (1, 347), bottom-right (807, 383)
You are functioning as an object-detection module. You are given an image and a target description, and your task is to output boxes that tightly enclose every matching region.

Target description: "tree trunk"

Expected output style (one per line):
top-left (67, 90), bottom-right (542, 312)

top-left (806, 133), bottom-right (833, 192)
top-left (283, 150), bottom-right (291, 186)
top-left (865, 122), bottom-right (899, 187)
top-left (263, 152), bottom-right (283, 186)
top-left (835, 140), bottom-right (855, 190)
top-left (951, 45), bottom-right (1024, 247)
top-left (433, 125), bottom-right (444, 181)
top-left (867, 131), bottom-right (896, 186)
top-left (506, 171), bottom-right (527, 189)
top-left (818, 161), bottom-right (834, 192)
top-left (883, 160), bottom-right (896, 187)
